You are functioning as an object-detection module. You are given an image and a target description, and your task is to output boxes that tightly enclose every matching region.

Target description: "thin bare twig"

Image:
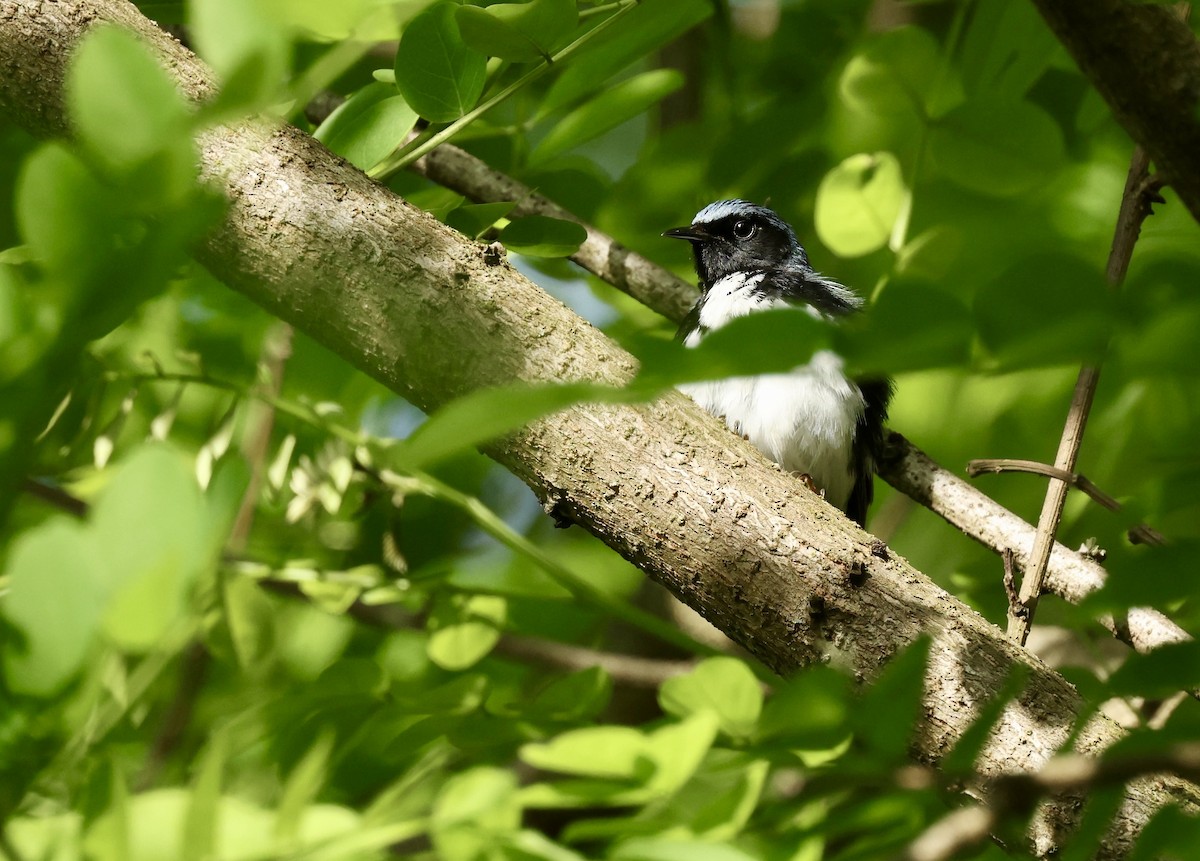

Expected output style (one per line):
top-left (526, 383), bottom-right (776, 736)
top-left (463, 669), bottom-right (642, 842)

top-left (968, 458), bottom-right (1122, 511)
top-left (1006, 141), bottom-right (1157, 646)
top-left (18, 477), bottom-right (88, 517)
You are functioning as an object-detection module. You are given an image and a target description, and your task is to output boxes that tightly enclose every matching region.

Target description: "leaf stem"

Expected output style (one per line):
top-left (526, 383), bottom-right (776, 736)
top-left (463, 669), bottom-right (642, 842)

top-left (369, 0), bottom-right (638, 180)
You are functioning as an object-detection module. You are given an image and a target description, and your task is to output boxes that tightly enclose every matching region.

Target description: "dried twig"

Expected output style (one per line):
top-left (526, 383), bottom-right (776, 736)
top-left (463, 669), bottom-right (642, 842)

top-left (1006, 141), bottom-right (1157, 646)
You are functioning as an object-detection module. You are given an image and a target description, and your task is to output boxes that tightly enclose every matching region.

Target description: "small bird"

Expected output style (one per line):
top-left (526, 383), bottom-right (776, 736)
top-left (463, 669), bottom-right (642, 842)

top-left (664, 199), bottom-right (892, 525)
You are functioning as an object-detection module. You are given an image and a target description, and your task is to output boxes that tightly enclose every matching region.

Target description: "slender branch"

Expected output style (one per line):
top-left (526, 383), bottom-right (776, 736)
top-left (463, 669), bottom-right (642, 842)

top-left (1006, 138), bottom-right (1157, 646)
top-left (369, 0), bottom-right (638, 179)
top-left (19, 477), bottom-right (88, 517)
top-left (492, 634), bottom-right (695, 687)
top-left (967, 459), bottom-right (1122, 511)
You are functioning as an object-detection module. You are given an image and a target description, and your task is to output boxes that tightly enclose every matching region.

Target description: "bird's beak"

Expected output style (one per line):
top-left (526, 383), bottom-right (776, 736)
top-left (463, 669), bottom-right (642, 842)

top-left (662, 225), bottom-right (709, 243)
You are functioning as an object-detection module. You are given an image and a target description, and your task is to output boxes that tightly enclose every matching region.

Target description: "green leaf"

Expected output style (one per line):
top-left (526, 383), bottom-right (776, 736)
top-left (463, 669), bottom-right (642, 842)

top-left (313, 83), bottom-right (419, 171)
top-left (499, 215), bottom-right (588, 257)
top-left (973, 253), bottom-right (1112, 369)
top-left (658, 657), bottom-right (762, 741)
top-left (929, 100), bottom-right (1066, 197)
top-left (814, 152), bottom-right (906, 258)
top-left (532, 70), bottom-right (684, 164)
top-left (456, 6), bottom-right (546, 63)
top-left (432, 768), bottom-right (521, 861)
top-left (426, 595), bottom-right (507, 671)
top-left (16, 143), bottom-right (113, 282)
top-left (395, 2), bottom-right (487, 122)
top-left (838, 278), bottom-right (971, 376)
top-left (276, 730), bottom-right (335, 845)
top-left (221, 572), bottom-right (276, 670)
top-left (612, 838), bottom-right (760, 861)
top-left (640, 713), bottom-right (719, 796)
top-left (539, 0), bottom-right (711, 117)
top-left (446, 201), bottom-right (516, 238)
top-left (396, 381), bottom-right (620, 470)
top-left (2, 519), bottom-right (107, 697)
top-left (67, 25), bottom-right (192, 180)
top-left (91, 444), bottom-right (207, 651)
top-left (838, 26), bottom-right (962, 120)
top-left (457, 0), bottom-right (576, 62)
top-left (183, 731), bottom-right (228, 861)
top-left (854, 637), bottom-right (929, 761)
top-left (1107, 642), bottom-right (1200, 699)
top-left (520, 726), bottom-right (652, 781)
top-left (531, 667), bottom-right (613, 722)
top-left (189, 0), bottom-right (291, 107)
top-left (756, 665), bottom-right (851, 749)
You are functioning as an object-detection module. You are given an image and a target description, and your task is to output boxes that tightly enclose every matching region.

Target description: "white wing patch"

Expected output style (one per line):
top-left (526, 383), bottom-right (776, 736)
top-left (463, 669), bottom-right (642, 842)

top-left (680, 273), bottom-right (865, 510)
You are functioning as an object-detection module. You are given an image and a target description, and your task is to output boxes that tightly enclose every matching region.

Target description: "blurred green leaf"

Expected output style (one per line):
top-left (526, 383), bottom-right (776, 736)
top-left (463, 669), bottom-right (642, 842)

top-left (427, 594), bottom-right (506, 671)
top-left (395, 3), bottom-right (487, 122)
top-left (658, 657), bottom-right (762, 742)
top-left (183, 731), bottom-right (227, 861)
top-left (1106, 641), bottom-right (1200, 699)
top-left (611, 838), bottom-right (760, 861)
top-left (189, 0), bottom-right (291, 108)
top-left (67, 25), bottom-right (193, 197)
top-left (2, 519), bottom-right (106, 697)
top-left (839, 26), bottom-right (962, 120)
top-left (756, 665), bottom-right (850, 749)
top-left (499, 215), bottom-right (588, 257)
top-left (432, 767), bottom-right (521, 861)
top-left (974, 253), bottom-right (1112, 369)
top-left (520, 725), bottom-right (651, 781)
top-left (531, 667), bottom-right (613, 722)
top-left (840, 278), bottom-right (971, 375)
top-left (814, 151), bottom-right (907, 258)
top-left (92, 445), bottom-right (207, 651)
top-left (276, 730), bottom-right (335, 845)
top-left (929, 100), bottom-right (1066, 197)
top-left (854, 637), bottom-right (929, 761)
top-left (313, 83), bottom-right (419, 171)
top-left (532, 70), bottom-right (684, 163)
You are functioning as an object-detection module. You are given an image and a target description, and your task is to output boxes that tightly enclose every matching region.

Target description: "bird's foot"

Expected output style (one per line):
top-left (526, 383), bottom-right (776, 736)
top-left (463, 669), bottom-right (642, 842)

top-left (796, 473), bottom-right (824, 497)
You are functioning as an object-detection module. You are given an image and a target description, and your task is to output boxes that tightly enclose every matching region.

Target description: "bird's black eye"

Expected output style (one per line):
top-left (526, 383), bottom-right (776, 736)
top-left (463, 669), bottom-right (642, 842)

top-left (732, 219), bottom-right (757, 240)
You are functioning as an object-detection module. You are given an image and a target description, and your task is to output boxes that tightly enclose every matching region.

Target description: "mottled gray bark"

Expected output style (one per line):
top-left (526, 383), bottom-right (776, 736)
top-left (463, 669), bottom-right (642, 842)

top-left (1, 1), bottom-right (1197, 857)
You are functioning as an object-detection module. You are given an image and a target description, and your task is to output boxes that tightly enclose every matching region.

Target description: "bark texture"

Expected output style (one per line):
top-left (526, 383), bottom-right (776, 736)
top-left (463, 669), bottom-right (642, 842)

top-left (1029, 0), bottom-right (1200, 222)
top-left (1, 1), bottom-right (1197, 856)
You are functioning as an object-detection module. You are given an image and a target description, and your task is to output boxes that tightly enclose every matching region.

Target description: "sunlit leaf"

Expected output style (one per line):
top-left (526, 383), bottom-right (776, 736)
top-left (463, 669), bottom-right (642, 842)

top-left (394, 3), bottom-right (487, 122)
top-left (314, 83), bottom-right (419, 171)
top-left (814, 151), bottom-right (907, 258)
top-left (533, 70), bottom-right (683, 163)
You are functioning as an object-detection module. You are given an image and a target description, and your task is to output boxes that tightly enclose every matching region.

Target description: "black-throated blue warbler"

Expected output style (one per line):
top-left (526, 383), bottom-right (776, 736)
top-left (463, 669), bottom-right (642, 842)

top-left (664, 199), bottom-right (891, 525)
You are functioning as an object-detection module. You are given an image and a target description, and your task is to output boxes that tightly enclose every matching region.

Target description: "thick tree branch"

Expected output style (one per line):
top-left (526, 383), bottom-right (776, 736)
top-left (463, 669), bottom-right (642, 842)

top-left (413, 139), bottom-right (1194, 666)
top-left (1, 2), bottom-right (1197, 856)
top-left (1029, 0), bottom-right (1200, 222)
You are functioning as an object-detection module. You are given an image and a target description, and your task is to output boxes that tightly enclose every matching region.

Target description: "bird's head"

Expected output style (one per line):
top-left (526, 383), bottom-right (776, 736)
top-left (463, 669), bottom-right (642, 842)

top-left (663, 199), bottom-right (809, 289)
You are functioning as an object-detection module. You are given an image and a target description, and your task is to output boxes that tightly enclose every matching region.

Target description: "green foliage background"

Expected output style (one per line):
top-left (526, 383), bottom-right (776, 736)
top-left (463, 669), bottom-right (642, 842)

top-left (2, 0), bottom-right (1200, 859)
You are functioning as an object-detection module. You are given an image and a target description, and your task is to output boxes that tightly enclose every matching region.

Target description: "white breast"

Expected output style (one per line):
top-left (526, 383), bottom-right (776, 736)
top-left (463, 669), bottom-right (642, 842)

top-left (679, 273), bottom-right (865, 510)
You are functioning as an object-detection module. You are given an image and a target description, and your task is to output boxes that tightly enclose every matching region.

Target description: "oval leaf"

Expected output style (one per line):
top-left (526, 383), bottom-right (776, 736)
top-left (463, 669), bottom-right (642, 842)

top-left (314, 82), bottom-right (418, 171)
top-left (395, 2), bottom-right (487, 122)
top-left (814, 151), bottom-right (907, 258)
top-left (456, 6), bottom-right (545, 63)
top-left (499, 215), bottom-right (587, 257)
top-left (929, 99), bottom-right (1065, 197)
top-left (533, 69), bottom-right (684, 163)
top-left (658, 658), bottom-right (762, 741)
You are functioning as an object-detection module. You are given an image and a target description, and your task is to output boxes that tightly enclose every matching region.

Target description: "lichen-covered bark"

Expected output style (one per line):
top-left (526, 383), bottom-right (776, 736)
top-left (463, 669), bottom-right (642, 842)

top-left (1, 1), bottom-right (1198, 856)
